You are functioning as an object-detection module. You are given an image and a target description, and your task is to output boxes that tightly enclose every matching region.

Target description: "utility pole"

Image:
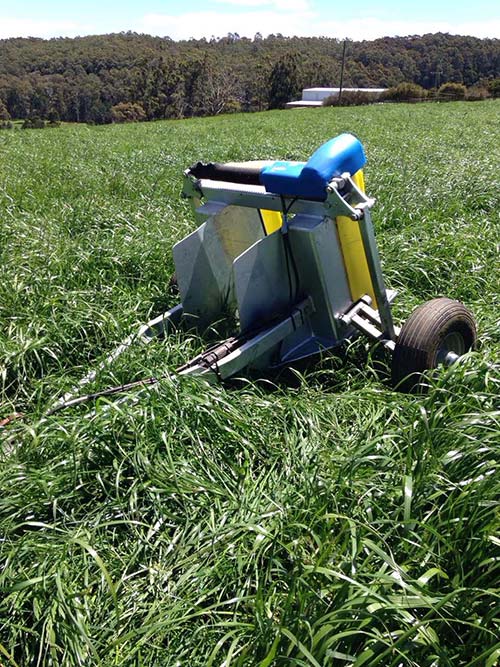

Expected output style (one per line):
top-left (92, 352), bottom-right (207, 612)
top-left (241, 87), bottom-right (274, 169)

top-left (338, 39), bottom-right (347, 105)
top-left (433, 62), bottom-right (442, 90)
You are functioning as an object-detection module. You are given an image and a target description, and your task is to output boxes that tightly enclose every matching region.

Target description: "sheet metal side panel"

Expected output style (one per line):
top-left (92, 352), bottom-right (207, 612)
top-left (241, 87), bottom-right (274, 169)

top-left (288, 214), bottom-right (352, 341)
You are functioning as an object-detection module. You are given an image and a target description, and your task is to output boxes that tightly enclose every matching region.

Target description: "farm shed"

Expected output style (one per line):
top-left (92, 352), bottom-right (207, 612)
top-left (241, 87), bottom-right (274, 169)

top-left (287, 87), bottom-right (387, 107)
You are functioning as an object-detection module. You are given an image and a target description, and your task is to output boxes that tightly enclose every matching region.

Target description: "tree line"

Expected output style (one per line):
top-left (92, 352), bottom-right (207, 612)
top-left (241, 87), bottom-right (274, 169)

top-left (0, 31), bottom-right (498, 124)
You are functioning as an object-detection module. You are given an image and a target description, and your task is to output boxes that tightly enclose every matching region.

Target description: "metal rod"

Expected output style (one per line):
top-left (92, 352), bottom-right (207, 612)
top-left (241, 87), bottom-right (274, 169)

top-left (338, 40), bottom-right (347, 105)
top-left (47, 304), bottom-right (183, 414)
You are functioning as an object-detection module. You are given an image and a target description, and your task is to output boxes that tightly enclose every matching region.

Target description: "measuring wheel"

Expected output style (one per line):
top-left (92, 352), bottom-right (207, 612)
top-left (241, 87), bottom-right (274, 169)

top-left (392, 297), bottom-right (477, 392)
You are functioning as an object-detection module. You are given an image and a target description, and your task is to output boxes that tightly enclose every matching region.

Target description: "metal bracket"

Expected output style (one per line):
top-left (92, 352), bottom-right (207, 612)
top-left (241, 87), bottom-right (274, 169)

top-left (341, 293), bottom-right (400, 351)
top-left (324, 174), bottom-right (375, 220)
top-left (182, 173), bottom-right (206, 223)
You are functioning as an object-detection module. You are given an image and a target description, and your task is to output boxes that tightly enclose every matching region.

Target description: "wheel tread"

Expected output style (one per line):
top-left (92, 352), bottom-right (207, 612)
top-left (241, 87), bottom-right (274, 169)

top-left (392, 297), bottom-right (477, 392)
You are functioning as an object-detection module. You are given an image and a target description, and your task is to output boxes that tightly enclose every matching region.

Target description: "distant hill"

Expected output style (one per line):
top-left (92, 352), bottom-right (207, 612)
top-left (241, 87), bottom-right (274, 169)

top-left (0, 32), bottom-right (498, 122)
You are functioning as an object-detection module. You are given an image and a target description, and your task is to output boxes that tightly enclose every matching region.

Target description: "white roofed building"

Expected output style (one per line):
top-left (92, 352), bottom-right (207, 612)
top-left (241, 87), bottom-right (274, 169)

top-left (286, 87), bottom-right (387, 108)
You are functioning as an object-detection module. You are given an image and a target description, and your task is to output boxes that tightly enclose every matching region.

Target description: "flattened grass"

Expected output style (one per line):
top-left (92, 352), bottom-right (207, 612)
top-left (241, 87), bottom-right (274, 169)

top-left (1, 101), bottom-right (499, 665)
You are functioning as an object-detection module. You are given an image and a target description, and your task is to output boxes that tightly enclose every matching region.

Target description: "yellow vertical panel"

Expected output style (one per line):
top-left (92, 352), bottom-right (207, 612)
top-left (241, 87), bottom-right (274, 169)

top-left (260, 209), bottom-right (282, 234)
top-left (352, 169), bottom-right (365, 193)
top-left (336, 169), bottom-right (377, 306)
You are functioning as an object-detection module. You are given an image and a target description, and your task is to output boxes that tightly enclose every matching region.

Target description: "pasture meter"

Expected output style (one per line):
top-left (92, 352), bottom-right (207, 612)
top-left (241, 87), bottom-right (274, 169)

top-left (50, 133), bottom-right (478, 413)
top-left (141, 133), bottom-right (476, 391)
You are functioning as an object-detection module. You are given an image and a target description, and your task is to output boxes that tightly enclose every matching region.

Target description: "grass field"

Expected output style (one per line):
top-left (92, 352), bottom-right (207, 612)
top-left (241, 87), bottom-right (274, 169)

top-left (0, 101), bottom-right (499, 666)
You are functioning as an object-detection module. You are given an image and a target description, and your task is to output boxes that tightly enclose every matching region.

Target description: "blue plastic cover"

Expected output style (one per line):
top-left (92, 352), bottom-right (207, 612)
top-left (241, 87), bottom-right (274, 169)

top-left (260, 133), bottom-right (366, 200)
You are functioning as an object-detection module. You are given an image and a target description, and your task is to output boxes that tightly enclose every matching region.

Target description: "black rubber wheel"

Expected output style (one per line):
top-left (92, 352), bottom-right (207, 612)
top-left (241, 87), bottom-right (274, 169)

top-left (392, 297), bottom-right (477, 392)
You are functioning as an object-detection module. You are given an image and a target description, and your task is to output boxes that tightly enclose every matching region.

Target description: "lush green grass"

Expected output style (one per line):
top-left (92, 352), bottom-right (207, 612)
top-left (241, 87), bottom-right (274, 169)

top-left (0, 101), bottom-right (499, 666)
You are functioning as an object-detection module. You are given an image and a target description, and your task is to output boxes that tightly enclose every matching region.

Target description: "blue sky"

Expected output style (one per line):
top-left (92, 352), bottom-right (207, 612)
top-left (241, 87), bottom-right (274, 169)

top-left (0, 0), bottom-right (498, 40)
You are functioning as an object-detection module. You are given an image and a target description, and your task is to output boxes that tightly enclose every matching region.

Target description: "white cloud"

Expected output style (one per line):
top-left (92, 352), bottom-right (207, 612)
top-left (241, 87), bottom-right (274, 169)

top-left (139, 11), bottom-right (500, 40)
top-left (212, 0), bottom-right (271, 6)
top-left (0, 17), bottom-right (93, 39)
top-left (316, 17), bottom-right (500, 40)
top-left (139, 9), bottom-right (315, 40)
top-left (274, 0), bottom-right (311, 11)
top-left (0, 9), bottom-right (498, 41)
top-left (213, 0), bottom-right (311, 9)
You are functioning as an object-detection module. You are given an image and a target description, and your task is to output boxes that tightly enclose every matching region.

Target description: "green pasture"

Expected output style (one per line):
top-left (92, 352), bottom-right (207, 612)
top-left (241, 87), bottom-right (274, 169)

top-left (0, 101), bottom-right (499, 666)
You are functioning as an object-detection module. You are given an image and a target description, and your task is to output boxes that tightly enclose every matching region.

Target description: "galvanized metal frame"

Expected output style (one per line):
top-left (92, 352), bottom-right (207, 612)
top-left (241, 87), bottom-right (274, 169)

top-left (171, 169), bottom-right (398, 377)
top-left (53, 166), bottom-right (400, 405)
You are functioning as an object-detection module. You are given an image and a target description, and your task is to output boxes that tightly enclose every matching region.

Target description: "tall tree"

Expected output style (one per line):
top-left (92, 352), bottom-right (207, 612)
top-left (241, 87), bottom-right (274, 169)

top-left (268, 53), bottom-right (301, 109)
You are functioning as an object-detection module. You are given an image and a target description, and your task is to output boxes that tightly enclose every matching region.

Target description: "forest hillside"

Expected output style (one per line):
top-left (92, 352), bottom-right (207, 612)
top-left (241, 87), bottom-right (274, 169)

top-left (0, 32), bottom-right (498, 122)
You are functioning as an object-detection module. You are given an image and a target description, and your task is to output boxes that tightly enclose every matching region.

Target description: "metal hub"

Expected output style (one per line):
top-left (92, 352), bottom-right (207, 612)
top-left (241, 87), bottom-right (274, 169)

top-left (437, 331), bottom-right (465, 366)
